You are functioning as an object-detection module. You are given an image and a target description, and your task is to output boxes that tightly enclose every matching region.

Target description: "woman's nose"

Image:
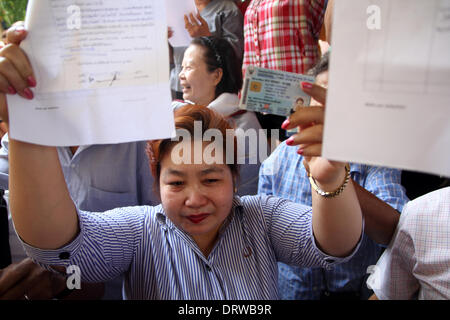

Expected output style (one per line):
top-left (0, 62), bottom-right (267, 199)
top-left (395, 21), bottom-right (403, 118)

top-left (179, 70), bottom-right (185, 80)
top-left (185, 188), bottom-right (208, 208)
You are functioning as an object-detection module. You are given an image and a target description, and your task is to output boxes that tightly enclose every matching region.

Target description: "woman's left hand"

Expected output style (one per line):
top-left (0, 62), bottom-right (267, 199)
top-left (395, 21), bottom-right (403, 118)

top-left (283, 82), bottom-right (346, 185)
top-left (184, 12), bottom-right (212, 38)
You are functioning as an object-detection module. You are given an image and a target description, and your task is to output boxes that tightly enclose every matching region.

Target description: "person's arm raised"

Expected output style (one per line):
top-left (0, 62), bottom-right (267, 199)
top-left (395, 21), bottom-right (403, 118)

top-left (307, 158), bottom-right (362, 257)
top-left (283, 83), bottom-right (362, 257)
top-left (0, 28), bottom-right (78, 250)
top-left (284, 82), bottom-right (402, 250)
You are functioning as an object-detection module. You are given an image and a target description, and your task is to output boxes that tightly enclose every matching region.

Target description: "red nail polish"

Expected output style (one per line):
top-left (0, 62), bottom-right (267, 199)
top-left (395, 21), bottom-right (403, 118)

top-left (285, 136), bottom-right (295, 146)
top-left (23, 88), bottom-right (34, 99)
top-left (7, 86), bottom-right (17, 95)
top-left (27, 76), bottom-right (37, 87)
top-left (14, 26), bottom-right (26, 35)
top-left (297, 149), bottom-right (304, 155)
top-left (281, 119), bottom-right (290, 130)
top-left (301, 82), bottom-right (313, 90)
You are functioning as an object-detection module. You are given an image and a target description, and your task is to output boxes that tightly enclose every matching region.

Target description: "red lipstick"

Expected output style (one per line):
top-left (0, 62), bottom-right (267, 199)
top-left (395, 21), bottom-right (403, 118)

top-left (187, 214), bottom-right (209, 224)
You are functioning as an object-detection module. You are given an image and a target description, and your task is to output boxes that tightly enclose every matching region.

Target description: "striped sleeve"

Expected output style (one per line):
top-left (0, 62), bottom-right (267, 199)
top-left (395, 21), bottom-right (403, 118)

top-left (21, 206), bottom-right (148, 283)
top-left (258, 195), bottom-right (362, 270)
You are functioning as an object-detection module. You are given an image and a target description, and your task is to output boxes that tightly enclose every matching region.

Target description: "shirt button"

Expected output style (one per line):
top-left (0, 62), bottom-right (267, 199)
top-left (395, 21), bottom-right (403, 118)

top-left (205, 265), bottom-right (212, 272)
top-left (59, 251), bottom-right (70, 260)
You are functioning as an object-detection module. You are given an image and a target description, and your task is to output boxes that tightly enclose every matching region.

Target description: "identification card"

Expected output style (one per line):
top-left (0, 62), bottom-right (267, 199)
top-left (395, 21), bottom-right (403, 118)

top-left (239, 66), bottom-right (315, 116)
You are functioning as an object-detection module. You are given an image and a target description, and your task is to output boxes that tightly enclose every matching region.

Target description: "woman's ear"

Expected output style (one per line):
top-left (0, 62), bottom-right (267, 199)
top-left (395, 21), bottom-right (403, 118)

top-left (213, 68), bottom-right (223, 86)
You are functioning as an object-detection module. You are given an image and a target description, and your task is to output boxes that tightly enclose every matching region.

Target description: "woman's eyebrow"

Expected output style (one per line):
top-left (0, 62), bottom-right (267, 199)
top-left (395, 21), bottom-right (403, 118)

top-left (199, 167), bottom-right (224, 176)
top-left (164, 169), bottom-right (186, 177)
top-left (163, 167), bottom-right (224, 178)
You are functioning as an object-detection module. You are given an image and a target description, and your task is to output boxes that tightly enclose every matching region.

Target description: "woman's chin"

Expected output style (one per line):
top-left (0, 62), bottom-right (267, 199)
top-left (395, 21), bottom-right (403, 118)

top-left (182, 93), bottom-right (191, 101)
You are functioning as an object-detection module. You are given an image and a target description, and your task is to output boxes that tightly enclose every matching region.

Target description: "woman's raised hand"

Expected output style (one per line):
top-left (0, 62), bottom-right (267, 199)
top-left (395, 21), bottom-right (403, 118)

top-left (282, 82), bottom-right (346, 186)
top-left (184, 12), bottom-right (211, 38)
top-left (0, 25), bottom-right (35, 125)
top-left (282, 82), bottom-right (326, 158)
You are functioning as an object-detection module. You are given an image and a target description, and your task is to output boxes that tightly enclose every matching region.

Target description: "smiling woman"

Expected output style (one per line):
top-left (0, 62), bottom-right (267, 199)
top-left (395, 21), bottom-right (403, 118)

top-left (180, 37), bottom-right (243, 104)
top-left (148, 106), bottom-right (238, 256)
top-left (4, 97), bottom-right (364, 299)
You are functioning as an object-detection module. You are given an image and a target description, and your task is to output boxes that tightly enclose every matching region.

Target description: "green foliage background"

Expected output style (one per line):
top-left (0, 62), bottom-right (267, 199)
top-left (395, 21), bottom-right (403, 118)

top-left (0, 0), bottom-right (28, 28)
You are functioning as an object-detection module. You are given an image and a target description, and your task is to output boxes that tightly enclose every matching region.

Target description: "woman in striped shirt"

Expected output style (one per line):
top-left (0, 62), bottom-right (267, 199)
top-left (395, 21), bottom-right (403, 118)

top-left (0, 40), bottom-right (362, 299)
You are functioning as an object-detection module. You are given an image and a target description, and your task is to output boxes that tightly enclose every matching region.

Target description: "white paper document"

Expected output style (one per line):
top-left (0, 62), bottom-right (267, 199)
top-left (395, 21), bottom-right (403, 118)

top-left (166, 0), bottom-right (197, 47)
top-left (323, 0), bottom-right (450, 177)
top-left (8, 0), bottom-right (175, 146)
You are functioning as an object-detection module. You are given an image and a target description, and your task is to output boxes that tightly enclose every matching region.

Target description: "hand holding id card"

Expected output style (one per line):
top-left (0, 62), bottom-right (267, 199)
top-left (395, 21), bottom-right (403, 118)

top-left (239, 66), bottom-right (315, 116)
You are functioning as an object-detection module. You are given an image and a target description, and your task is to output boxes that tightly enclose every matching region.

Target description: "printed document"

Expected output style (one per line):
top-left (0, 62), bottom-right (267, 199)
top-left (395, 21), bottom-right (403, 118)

top-left (323, 0), bottom-right (450, 177)
top-left (7, 0), bottom-right (175, 146)
top-left (166, 0), bottom-right (196, 47)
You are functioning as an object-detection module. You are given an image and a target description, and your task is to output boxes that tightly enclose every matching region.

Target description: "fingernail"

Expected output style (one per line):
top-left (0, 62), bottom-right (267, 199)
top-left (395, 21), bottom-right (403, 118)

top-left (14, 26), bottom-right (26, 35)
top-left (7, 86), bottom-right (17, 95)
top-left (301, 82), bottom-right (313, 90)
top-left (23, 88), bottom-right (34, 99)
top-left (297, 149), bottom-right (304, 155)
top-left (285, 136), bottom-right (295, 146)
top-left (281, 119), bottom-right (290, 130)
top-left (27, 76), bottom-right (36, 87)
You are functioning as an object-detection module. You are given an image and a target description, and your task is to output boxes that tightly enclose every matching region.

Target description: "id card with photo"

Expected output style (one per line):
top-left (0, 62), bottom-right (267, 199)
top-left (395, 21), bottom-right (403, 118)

top-left (239, 66), bottom-right (315, 116)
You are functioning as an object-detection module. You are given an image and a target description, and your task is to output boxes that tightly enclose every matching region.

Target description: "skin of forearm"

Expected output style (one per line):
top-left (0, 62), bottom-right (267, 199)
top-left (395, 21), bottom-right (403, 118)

top-left (353, 181), bottom-right (400, 245)
top-left (9, 139), bottom-right (78, 249)
top-left (312, 179), bottom-right (363, 258)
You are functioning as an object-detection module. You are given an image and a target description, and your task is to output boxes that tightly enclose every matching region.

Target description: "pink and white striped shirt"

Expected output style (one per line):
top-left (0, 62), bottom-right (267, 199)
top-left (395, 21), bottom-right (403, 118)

top-left (370, 187), bottom-right (450, 300)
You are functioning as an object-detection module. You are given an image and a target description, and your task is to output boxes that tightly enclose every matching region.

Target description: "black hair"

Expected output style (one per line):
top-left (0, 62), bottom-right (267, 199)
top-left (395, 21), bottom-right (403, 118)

top-left (190, 36), bottom-right (243, 98)
top-left (307, 50), bottom-right (330, 77)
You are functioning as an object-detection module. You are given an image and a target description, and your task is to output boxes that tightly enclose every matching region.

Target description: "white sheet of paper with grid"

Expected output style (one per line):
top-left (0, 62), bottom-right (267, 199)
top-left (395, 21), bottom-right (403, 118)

top-left (323, 0), bottom-right (450, 177)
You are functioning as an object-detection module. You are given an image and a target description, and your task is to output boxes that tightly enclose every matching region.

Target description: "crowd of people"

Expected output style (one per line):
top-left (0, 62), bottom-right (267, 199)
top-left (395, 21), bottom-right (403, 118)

top-left (0, 0), bottom-right (448, 301)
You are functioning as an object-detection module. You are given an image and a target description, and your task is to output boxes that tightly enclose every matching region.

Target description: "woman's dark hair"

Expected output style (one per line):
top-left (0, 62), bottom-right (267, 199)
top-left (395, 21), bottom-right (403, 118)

top-left (146, 105), bottom-right (239, 197)
top-left (307, 50), bottom-right (330, 77)
top-left (190, 36), bottom-right (243, 98)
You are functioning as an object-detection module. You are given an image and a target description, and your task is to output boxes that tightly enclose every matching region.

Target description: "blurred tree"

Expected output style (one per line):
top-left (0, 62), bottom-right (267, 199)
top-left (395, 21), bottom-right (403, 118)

top-left (0, 0), bottom-right (28, 28)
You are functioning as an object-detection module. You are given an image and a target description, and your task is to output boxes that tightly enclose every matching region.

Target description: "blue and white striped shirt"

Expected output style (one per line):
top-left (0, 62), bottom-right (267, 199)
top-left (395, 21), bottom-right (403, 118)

top-left (21, 195), bottom-right (361, 300)
top-left (258, 142), bottom-right (410, 299)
